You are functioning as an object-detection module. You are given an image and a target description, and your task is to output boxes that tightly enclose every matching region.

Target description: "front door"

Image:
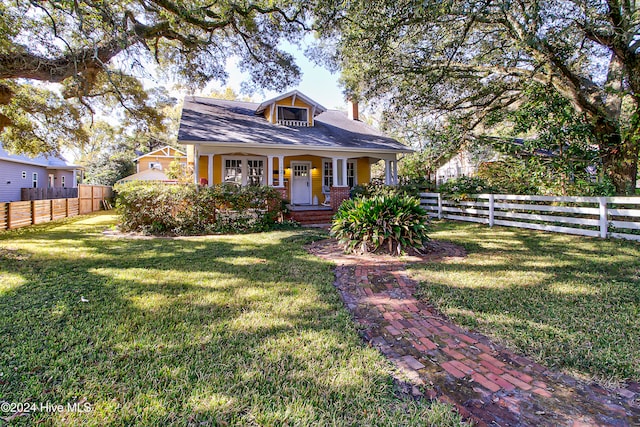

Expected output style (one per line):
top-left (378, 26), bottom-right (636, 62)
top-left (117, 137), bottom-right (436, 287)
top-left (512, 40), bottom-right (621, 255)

top-left (291, 162), bottom-right (311, 204)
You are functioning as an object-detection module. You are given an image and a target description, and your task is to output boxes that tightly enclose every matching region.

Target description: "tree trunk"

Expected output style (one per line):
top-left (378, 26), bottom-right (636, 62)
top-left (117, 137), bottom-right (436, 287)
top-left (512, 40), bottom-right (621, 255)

top-left (599, 128), bottom-right (639, 195)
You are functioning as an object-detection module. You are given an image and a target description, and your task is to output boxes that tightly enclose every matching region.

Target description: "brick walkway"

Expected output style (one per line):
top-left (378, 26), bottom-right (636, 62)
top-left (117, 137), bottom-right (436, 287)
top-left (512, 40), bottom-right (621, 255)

top-left (307, 239), bottom-right (640, 427)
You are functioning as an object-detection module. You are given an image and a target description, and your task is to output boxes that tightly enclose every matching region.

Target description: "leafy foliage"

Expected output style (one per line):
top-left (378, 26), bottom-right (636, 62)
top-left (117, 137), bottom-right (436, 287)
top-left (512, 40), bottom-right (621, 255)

top-left (476, 159), bottom-right (616, 196)
top-left (115, 182), bottom-right (285, 235)
top-left (331, 195), bottom-right (429, 255)
top-left (438, 177), bottom-right (493, 201)
top-left (311, 0), bottom-right (640, 193)
top-left (351, 178), bottom-right (431, 200)
top-left (165, 158), bottom-right (193, 184)
top-left (0, 1), bottom-right (307, 155)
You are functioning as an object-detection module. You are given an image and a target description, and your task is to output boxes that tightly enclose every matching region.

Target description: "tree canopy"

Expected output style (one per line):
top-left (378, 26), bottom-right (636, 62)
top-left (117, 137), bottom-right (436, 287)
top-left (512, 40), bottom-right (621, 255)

top-left (313, 0), bottom-right (640, 194)
top-left (0, 0), bottom-right (307, 155)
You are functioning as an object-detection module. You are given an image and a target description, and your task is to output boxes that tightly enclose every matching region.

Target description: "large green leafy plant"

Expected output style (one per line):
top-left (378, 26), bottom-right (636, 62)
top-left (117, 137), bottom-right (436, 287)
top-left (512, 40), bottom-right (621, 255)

top-left (331, 195), bottom-right (430, 255)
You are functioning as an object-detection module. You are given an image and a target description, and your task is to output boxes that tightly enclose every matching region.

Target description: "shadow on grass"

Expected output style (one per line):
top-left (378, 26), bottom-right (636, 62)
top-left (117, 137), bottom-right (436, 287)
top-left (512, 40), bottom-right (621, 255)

top-left (0, 213), bottom-right (463, 426)
top-left (411, 221), bottom-right (640, 383)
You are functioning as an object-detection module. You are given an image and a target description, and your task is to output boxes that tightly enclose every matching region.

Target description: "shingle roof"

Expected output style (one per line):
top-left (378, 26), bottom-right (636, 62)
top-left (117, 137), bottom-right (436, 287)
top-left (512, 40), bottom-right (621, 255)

top-left (116, 168), bottom-right (174, 183)
top-left (178, 96), bottom-right (411, 153)
top-left (0, 143), bottom-right (81, 169)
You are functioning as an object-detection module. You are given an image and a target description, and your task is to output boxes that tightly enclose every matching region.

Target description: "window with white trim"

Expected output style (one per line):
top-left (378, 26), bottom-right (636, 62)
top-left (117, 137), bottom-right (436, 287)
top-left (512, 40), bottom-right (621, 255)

top-left (61, 176), bottom-right (66, 188)
top-left (222, 156), bottom-right (267, 186)
top-left (247, 159), bottom-right (264, 186)
top-left (276, 106), bottom-right (309, 126)
top-left (347, 161), bottom-right (356, 188)
top-left (149, 162), bottom-right (162, 170)
top-left (21, 171), bottom-right (27, 179)
top-left (224, 159), bottom-right (242, 184)
top-left (322, 160), bottom-right (333, 192)
top-left (322, 160), bottom-right (357, 189)
top-left (32, 172), bottom-right (38, 188)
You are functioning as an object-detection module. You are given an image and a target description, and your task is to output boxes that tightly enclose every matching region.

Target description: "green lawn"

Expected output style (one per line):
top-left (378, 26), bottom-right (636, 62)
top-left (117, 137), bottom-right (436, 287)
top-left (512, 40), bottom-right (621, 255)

top-left (409, 221), bottom-right (640, 385)
top-left (0, 213), bottom-right (463, 426)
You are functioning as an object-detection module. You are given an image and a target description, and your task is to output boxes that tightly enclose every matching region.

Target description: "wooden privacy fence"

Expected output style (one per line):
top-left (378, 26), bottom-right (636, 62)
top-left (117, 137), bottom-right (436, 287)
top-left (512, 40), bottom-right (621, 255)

top-left (21, 187), bottom-right (78, 201)
top-left (78, 184), bottom-right (113, 214)
top-left (420, 193), bottom-right (640, 242)
top-left (0, 185), bottom-right (112, 231)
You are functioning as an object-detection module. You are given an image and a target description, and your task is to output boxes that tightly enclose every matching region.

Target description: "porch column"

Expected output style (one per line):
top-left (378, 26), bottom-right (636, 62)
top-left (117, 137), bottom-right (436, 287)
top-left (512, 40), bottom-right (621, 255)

top-left (278, 155), bottom-right (284, 187)
top-left (267, 155), bottom-right (274, 186)
top-left (207, 154), bottom-right (214, 187)
top-left (384, 160), bottom-right (391, 185)
top-left (332, 157), bottom-right (338, 186)
top-left (393, 159), bottom-right (398, 185)
top-left (193, 145), bottom-right (200, 185)
top-left (72, 169), bottom-right (77, 187)
top-left (342, 157), bottom-right (348, 187)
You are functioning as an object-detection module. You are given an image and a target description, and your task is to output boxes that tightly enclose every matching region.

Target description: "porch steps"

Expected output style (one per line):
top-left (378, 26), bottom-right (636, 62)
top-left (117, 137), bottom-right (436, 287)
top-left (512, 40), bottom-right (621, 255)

top-left (288, 209), bottom-right (335, 226)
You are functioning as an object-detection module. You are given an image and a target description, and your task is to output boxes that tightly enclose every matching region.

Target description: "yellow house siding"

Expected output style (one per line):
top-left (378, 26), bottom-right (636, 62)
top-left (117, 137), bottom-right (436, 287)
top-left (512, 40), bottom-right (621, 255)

top-left (357, 158), bottom-right (371, 185)
top-left (138, 157), bottom-right (177, 171)
top-left (213, 155), bottom-right (222, 184)
top-left (198, 156), bottom-right (208, 182)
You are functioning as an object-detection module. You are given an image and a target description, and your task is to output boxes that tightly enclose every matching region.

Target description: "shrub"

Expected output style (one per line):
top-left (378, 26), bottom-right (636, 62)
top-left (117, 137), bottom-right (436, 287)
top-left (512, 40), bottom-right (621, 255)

top-left (331, 194), bottom-right (430, 255)
top-left (351, 177), bottom-right (431, 199)
top-left (438, 176), bottom-right (493, 201)
top-left (114, 182), bottom-right (284, 235)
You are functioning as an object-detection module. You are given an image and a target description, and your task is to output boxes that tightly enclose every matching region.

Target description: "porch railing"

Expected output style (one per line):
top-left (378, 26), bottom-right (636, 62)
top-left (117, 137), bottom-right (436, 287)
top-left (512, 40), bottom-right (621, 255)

top-left (277, 119), bottom-right (309, 127)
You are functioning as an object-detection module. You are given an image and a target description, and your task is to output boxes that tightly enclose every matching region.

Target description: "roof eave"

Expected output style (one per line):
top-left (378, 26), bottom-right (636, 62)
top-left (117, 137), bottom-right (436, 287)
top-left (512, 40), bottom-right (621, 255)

top-left (46, 165), bottom-right (84, 170)
top-left (133, 145), bottom-right (187, 161)
top-left (180, 140), bottom-right (413, 155)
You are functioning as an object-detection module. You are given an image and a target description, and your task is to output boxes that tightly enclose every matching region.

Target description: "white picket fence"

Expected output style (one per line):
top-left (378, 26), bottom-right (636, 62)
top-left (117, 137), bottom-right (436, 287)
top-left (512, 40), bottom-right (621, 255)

top-left (420, 193), bottom-right (640, 241)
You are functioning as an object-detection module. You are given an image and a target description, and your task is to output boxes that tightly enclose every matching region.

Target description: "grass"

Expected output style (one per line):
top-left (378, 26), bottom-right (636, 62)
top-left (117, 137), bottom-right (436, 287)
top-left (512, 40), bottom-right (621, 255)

top-left (0, 213), bottom-right (463, 426)
top-left (408, 221), bottom-right (640, 385)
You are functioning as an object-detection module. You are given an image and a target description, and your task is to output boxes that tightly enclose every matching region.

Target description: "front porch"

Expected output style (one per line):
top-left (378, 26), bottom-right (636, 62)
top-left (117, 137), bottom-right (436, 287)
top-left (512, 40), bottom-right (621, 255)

top-left (190, 149), bottom-right (399, 208)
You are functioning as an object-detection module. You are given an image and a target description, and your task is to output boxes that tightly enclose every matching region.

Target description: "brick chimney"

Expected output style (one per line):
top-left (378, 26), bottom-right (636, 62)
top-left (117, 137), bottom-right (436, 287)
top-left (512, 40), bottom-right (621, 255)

top-left (348, 100), bottom-right (359, 121)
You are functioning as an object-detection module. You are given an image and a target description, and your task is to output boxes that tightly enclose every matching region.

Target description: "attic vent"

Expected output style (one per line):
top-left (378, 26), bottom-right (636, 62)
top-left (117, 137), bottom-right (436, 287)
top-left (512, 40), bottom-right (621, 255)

top-left (277, 106), bottom-right (309, 127)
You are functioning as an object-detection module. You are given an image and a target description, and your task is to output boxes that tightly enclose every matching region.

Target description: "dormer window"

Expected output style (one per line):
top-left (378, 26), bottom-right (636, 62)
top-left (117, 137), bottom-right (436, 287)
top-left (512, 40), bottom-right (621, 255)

top-left (277, 106), bottom-right (308, 127)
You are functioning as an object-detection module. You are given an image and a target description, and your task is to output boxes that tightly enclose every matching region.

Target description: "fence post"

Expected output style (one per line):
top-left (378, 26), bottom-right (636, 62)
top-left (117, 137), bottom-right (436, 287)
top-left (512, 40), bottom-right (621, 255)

top-left (437, 193), bottom-right (443, 219)
top-left (50, 199), bottom-right (54, 221)
top-left (489, 194), bottom-right (495, 227)
top-left (598, 197), bottom-right (608, 238)
top-left (7, 202), bottom-right (12, 229)
top-left (65, 198), bottom-right (69, 218)
top-left (31, 200), bottom-right (36, 224)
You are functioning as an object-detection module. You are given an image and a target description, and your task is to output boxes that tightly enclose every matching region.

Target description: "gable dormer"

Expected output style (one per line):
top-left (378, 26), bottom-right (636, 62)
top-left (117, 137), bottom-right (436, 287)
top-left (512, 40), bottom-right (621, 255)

top-left (255, 90), bottom-right (326, 127)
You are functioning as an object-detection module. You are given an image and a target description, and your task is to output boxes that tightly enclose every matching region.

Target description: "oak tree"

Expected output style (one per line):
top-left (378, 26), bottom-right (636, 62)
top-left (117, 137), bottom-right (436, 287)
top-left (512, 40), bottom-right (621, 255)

top-left (0, 1), bottom-right (307, 155)
top-left (314, 0), bottom-right (640, 194)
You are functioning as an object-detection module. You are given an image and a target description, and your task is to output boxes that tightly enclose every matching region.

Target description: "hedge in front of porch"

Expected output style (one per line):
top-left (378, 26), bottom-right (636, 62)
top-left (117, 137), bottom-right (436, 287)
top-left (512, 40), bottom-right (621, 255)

top-left (115, 182), bottom-right (287, 235)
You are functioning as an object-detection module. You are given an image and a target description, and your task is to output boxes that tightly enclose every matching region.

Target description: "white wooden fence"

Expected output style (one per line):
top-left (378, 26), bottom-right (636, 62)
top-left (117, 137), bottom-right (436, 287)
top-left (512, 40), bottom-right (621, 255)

top-left (420, 193), bottom-right (640, 241)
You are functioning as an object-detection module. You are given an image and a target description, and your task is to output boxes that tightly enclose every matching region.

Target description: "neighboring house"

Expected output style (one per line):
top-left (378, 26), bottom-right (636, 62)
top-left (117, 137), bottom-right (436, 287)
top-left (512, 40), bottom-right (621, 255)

top-left (0, 143), bottom-right (82, 202)
top-left (177, 90), bottom-right (411, 210)
top-left (435, 139), bottom-right (552, 185)
top-left (117, 146), bottom-right (187, 184)
top-left (134, 146), bottom-right (186, 173)
top-left (436, 147), bottom-right (499, 185)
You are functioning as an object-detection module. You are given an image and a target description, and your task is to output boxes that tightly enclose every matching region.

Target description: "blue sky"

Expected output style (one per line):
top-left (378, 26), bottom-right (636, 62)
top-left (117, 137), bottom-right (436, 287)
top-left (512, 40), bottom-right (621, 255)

top-left (203, 44), bottom-right (346, 109)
